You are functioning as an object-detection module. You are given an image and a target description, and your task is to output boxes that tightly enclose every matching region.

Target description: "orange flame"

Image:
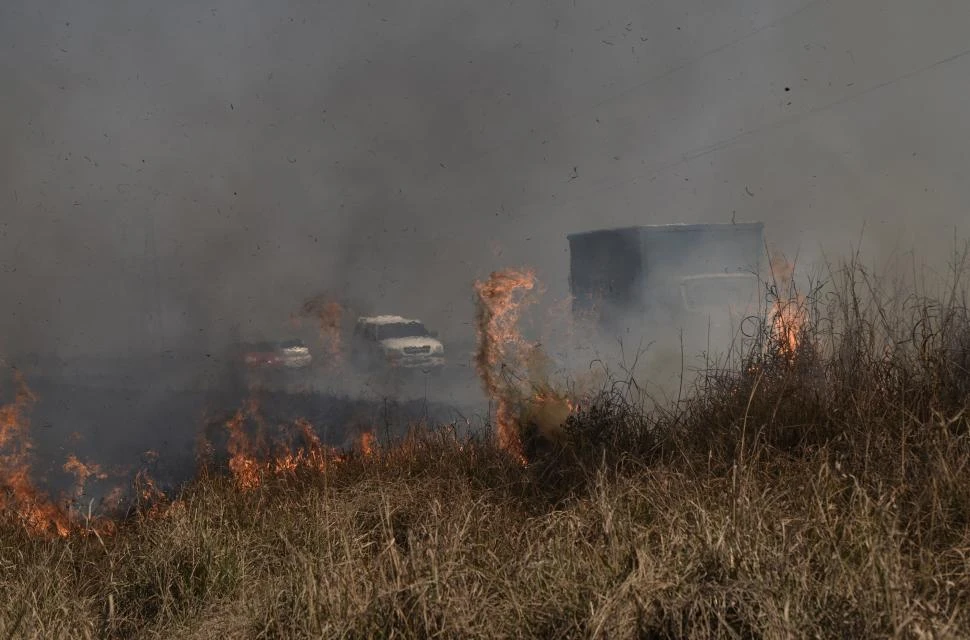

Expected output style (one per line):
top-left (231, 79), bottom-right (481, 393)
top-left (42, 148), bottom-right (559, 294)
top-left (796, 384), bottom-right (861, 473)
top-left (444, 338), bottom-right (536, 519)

top-left (474, 268), bottom-right (538, 459)
top-left (301, 295), bottom-right (345, 368)
top-left (4, 372), bottom-right (380, 537)
top-left (526, 385), bottom-right (577, 444)
top-left (769, 251), bottom-right (806, 362)
top-left (270, 418), bottom-right (340, 476)
top-left (0, 373), bottom-right (72, 537)
top-left (63, 455), bottom-right (109, 508)
top-left (225, 397), bottom-right (262, 490)
top-left (473, 269), bottom-right (583, 458)
top-left (223, 397), bottom-right (349, 490)
top-left (357, 431), bottom-right (376, 457)
top-left (772, 300), bottom-right (803, 359)
top-left (63, 455), bottom-right (108, 486)
top-left (133, 469), bottom-right (177, 519)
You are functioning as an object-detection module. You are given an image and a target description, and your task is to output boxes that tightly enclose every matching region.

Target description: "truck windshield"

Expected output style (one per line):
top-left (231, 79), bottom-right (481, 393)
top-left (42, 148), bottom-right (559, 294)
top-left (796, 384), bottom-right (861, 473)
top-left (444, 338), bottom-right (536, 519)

top-left (377, 322), bottom-right (429, 339)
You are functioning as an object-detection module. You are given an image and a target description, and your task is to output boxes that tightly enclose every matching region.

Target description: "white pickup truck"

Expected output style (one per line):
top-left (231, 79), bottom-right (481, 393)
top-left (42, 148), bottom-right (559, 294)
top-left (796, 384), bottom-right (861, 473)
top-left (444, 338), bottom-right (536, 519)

top-left (351, 315), bottom-right (445, 372)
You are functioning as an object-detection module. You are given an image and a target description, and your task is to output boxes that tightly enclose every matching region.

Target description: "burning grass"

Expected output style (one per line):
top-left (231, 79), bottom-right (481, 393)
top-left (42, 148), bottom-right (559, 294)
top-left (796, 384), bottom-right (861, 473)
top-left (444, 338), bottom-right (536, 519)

top-left (4, 254), bottom-right (970, 638)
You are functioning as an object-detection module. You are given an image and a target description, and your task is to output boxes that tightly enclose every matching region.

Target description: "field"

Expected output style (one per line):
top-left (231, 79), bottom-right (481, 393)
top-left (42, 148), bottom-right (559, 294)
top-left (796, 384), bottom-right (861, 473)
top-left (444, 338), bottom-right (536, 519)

top-left (3, 257), bottom-right (970, 639)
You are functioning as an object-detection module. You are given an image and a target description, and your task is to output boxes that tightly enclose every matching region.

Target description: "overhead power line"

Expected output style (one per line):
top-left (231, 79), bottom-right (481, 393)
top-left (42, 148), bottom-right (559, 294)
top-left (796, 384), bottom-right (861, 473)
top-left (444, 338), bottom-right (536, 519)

top-left (510, 44), bottom-right (970, 218)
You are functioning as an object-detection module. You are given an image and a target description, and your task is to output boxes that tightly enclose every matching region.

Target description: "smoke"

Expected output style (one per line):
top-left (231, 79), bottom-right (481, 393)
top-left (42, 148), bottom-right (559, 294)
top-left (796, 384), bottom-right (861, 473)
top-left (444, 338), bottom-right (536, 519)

top-left (4, 0), bottom-right (970, 361)
top-left (2, 0), bottom-right (970, 503)
top-left (0, 0), bottom-right (568, 360)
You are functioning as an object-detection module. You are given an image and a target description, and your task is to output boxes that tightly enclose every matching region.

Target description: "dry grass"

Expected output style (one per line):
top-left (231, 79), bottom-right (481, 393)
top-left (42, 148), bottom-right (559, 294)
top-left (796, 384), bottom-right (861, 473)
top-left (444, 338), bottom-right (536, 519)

top-left (3, 254), bottom-right (970, 639)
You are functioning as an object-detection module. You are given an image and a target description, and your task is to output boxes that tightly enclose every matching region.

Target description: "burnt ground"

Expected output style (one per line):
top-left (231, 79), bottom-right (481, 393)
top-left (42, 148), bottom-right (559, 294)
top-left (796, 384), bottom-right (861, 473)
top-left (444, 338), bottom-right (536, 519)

top-left (2, 357), bottom-right (488, 514)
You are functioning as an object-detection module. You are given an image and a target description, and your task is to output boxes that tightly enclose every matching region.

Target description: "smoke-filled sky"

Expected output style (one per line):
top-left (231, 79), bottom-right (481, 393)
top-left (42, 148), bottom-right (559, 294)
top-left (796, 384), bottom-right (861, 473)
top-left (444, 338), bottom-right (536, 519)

top-left (3, 0), bottom-right (970, 359)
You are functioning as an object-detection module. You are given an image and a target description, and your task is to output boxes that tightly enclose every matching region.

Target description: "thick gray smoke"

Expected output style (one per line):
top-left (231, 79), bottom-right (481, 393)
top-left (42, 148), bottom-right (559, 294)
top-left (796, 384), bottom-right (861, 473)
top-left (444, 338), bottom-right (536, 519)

top-left (2, 0), bottom-right (970, 473)
top-left (4, 0), bottom-right (970, 363)
top-left (0, 0), bottom-right (557, 359)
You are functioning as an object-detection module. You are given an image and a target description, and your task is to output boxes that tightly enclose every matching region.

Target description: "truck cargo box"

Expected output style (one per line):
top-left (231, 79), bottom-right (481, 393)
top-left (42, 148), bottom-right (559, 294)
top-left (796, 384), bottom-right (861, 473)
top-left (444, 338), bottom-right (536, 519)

top-left (568, 222), bottom-right (765, 336)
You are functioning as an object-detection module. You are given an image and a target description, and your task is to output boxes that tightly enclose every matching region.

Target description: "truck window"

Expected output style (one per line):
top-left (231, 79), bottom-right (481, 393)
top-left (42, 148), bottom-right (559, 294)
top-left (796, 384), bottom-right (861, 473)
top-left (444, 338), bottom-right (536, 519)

top-left (376, 322), bottom-right (429, 340)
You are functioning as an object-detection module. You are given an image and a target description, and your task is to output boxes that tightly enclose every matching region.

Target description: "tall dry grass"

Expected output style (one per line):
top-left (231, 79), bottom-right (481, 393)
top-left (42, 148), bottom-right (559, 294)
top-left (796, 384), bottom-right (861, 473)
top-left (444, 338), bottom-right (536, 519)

top-left (3, 253), bottom-right (970, 639)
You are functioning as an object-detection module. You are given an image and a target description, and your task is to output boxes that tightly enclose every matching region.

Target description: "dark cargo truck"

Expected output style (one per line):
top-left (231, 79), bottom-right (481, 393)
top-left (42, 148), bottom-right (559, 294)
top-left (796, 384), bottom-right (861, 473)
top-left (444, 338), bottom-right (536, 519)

top-left (567, 222), bottom-right (765, 355)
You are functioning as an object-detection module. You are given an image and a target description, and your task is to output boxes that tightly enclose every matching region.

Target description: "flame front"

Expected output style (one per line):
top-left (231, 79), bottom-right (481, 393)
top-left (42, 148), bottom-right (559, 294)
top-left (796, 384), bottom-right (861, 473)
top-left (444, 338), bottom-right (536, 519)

top-left (223, 397), bottom-right (363, 490)
top-left (3, 370), bottom-right (380, 537)
top-left (0, 373), bottom-right (72, 537)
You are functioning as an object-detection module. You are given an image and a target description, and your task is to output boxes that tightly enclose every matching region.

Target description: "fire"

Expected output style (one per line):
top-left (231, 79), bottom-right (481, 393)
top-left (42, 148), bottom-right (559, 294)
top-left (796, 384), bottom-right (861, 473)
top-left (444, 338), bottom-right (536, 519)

top-left (223, 399), bottom-right (350, 490)
top-left (63, 455), bottom-right (109, 505)
top-left (474, 268), bottom-right (538, 458)
top-left (357, 430), bottom-right (376, 457)
top-left (0, 370), bottom-right (176, 536)
top-left (0, 373), bottom-right (72, 537)
top-left (269, 418), bottom-right (346, 477)
top-left (133, 469), bottom-right (177, 519)
top-left (225, 397), bottom-right (263, 490)
top-left (63, 455), bottom-right (108, 486)
top-left (772, 300), bottom-right (803, 358)
top-left (769, 251), bottom-right (806, 362)
top-left (474, 268), bottom-right (537, 370)
top-left (3, 369), bottom-right (381, 537)
top-left (526, 385), bottom-right (576, 444)
top-left (301, 295), bottom-right (345, 368)
top-left (474, 268), bottom-right (582, 459)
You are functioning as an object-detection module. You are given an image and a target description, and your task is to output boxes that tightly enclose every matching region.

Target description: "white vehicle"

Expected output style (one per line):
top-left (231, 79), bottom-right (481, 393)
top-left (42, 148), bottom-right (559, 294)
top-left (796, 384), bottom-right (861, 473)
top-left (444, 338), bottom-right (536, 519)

top-left (239, 339), bottom-right (313, 369)
top-left (352, 315), bottom-right (445, 372)
top-left (278, 339), bottom-right (313, 368)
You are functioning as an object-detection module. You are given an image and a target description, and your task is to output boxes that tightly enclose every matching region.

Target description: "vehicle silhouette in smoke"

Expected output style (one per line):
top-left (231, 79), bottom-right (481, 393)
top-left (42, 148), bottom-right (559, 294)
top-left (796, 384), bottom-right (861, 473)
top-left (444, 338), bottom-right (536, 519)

top-left (351, 315), bottom-right (445, 373)
top-left (568, 222), bottom-right (765, 362)
top-left (227, 337), bottom-right (313, 393)
top-left (240, 339), bottom-right (313, 370)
